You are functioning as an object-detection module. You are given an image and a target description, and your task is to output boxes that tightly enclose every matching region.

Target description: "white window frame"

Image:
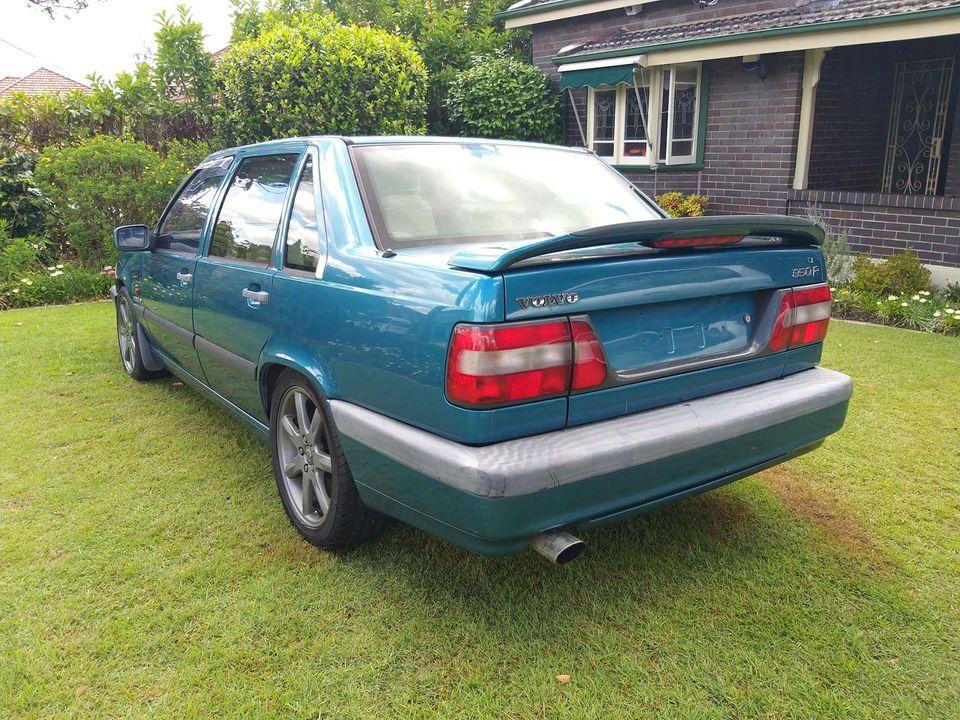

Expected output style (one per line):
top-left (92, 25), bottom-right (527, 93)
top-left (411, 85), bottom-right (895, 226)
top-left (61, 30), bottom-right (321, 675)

top-left (585, 62), bottom-right (702, 168)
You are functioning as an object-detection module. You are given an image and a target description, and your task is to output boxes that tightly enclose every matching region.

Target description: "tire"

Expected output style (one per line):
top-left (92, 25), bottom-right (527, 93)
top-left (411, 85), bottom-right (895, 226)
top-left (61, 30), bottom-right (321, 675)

top-left (115, 288), bottom-right (165, 381)
top-left (269, 369), bottom-right (386, 550)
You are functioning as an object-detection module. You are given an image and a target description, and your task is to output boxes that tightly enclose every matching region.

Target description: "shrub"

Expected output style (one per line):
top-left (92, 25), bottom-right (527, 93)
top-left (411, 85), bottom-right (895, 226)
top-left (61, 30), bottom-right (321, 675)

top-left (446, 54), bottom-right (561, 143)
top-left (807, 205), bottom-right (853, 284)
top-left (215, 16), bottom-right (428, 145)
top-left (0, 90), bottom-right (105, 151)
top-left (655, 191), bottom-right (708, 218)
top-left (944, 281), bottom-right (960, 305)
top-left (34, 136), bottom-right (205, 267)
top-left (0, 263), bottom-right (113, 310)
top-left (851, 251), bottom-right (931, 297)
top-left (0, 142), bottom-right (48, 236)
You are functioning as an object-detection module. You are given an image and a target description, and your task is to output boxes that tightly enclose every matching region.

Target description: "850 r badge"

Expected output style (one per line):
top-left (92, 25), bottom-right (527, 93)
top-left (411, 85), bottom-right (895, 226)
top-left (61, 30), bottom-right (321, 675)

top-left (516, 292), bottom-right (580, 310)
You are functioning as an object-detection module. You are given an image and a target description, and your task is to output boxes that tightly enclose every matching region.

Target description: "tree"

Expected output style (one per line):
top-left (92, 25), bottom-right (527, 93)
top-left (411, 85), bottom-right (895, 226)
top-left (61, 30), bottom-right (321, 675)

top-left (26, 0), bottom-right (94, 16)
top-left (154, 5), bottom-right (215, 117)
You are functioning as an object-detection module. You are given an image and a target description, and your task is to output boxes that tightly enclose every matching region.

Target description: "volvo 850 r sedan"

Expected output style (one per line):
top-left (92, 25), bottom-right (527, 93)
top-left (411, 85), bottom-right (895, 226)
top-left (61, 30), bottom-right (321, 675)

top-left (111, 136), bottom-right (852, 564)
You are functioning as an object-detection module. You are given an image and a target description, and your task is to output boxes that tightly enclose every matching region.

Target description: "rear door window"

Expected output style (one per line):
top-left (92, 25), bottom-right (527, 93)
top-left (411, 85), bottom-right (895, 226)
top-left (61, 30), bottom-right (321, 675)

top-left (209, 153), bottom-right (300, 265)
top-left (156, 156), bottom-right (233, 253)
top-left (284, 155), bottom-right (323, 273)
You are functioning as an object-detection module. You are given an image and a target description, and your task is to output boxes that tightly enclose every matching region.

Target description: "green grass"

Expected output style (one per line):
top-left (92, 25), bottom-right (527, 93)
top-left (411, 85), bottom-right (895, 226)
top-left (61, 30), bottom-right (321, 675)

top-left (1, 301), bottom-right (958, 719)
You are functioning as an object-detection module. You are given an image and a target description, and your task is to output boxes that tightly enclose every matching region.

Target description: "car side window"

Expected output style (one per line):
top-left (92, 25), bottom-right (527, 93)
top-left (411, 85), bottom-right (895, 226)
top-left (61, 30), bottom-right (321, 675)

top-left (209, 153), bottom-right (299, 265)
top-left (156, 157), bottom-right (233, 253)
top-left (284, 156), bottom-right (322, 273)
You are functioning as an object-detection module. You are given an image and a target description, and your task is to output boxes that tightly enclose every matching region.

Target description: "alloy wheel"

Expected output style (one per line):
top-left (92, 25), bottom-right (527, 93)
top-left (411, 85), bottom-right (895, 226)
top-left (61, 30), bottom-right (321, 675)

top-left (117, 297), bottom-right (137, 374)
top-left (276, 387), bottom-right (334, 529)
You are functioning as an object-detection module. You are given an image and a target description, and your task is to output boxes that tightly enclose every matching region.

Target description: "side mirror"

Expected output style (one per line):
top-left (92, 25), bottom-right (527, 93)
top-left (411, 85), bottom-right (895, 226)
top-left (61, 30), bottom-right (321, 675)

top-left (114, 225), bottom-right (154, 251)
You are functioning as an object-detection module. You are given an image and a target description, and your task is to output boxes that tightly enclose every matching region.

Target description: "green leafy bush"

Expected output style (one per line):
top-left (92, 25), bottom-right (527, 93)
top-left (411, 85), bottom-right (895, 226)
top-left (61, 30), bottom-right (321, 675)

top-left (944, 281), bottom-right (960, 305)
top-left (215, 15), bottom-right (428, 145)
top-left (0, 264), bottom-right (113, 310)
top-left (851, 251), bottom-right (932, 296)
top-left (34, 136), bottom-right (207, 267)
top-left (446, 54), bottom-right (560, 143)
top-left (0, 236), bottom-right (38, 282)
top-left (0, 143), bottom-right (48, 236)
top-left (655, 191), bottom-right (708, 218)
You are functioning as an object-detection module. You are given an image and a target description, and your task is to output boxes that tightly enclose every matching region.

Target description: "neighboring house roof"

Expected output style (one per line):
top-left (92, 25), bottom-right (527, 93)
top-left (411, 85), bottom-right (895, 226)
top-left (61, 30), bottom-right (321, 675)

top-left (556, 0), bottom-right (960, 59)
top-left (0, 67), bottom-right (92, 98)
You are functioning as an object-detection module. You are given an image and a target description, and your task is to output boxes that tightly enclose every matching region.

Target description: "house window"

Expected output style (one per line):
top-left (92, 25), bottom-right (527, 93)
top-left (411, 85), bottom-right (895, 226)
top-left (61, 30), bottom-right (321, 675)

top-left (586, 63), bottom-right (702, 167)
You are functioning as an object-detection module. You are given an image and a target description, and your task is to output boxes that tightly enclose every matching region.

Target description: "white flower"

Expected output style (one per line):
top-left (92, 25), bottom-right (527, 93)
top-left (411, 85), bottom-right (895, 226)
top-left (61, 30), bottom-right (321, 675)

top-left (876, 300), bottom-right (882, 305)
top-left (919, 290), bottom-right (930, 296)
top-left (20, 278), bottom-right (32, 286)
top-left (888, 295), bottom-right (898, 301)
top-left (919, 298), bottom-right (927, 304)
top-left (12, 287), bottom-right (19, 294)
top-left (934, 311), bottom-right (942, 318)
top-left (49, 270), bottom-right (63, 277)
top-left (946, 308), bottom-right (955, 314)
top-left (46, 266), bottom-right (55, 271)
top-left (912, 294), bottom-right (920, 300)
top-left (901, 302), bottom-right (909, 307)
top-left (56, 264), bottom-right (63, 269)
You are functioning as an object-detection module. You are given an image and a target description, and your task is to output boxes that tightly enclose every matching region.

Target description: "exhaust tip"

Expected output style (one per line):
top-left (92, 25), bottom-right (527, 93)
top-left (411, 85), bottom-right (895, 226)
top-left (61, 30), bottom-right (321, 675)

top-left (530, 531), bottom-right (586, 565)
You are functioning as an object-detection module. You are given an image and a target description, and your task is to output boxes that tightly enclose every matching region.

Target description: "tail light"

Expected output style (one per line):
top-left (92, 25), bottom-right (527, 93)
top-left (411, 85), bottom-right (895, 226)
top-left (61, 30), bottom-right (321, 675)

top-left (446, 318), bottom-right (607, 407)
top-left (769, 283), bottom-right (832, 352)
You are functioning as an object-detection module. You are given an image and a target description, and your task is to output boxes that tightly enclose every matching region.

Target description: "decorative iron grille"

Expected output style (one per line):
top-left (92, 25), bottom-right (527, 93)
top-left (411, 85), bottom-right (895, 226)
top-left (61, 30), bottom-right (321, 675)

top-left (882, 57), bottom-right (955, 196)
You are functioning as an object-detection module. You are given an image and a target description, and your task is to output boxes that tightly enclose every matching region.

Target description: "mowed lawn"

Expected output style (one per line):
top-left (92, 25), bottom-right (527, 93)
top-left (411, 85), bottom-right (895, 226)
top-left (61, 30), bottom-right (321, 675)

top-left (1, 301), bottom-right (958, 720)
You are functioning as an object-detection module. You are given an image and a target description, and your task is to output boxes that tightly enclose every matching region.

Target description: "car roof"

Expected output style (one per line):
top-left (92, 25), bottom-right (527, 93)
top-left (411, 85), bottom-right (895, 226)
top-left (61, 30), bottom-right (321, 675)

top-left (205, 135), bottom-right (590, 160)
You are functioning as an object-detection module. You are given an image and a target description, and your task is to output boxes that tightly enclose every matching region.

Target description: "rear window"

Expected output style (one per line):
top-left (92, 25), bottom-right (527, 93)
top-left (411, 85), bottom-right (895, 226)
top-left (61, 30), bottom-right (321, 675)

top-left (352, 143), bottom-right (660, 249)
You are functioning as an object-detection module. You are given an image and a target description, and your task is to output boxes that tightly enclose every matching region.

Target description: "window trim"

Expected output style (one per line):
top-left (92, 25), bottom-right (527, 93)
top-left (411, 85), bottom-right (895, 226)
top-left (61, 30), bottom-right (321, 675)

top-left (585, 62), bottom-right (706, 170)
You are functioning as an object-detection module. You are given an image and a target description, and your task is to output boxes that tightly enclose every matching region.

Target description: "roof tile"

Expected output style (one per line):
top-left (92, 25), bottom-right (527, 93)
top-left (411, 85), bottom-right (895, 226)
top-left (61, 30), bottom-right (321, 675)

top-left (0, 67), bottom-right (91, 98)
top-left (557, 0), bottom-right (960, 57)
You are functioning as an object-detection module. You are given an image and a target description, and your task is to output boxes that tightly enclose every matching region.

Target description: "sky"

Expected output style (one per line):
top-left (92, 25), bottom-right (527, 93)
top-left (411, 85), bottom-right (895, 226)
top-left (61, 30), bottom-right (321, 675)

top-left (1, 0), bottom-right (235, 84)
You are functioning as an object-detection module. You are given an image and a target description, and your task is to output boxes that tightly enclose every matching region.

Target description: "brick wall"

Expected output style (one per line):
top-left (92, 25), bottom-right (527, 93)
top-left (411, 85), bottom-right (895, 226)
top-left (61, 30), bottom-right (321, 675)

top-left (788, 190), bottom-right (960, 267)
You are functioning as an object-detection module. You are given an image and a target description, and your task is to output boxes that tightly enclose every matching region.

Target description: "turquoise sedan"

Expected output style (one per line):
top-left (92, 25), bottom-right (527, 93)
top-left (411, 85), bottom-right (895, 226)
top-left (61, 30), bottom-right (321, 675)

top-left (112, 136), bottom-right (852, 564)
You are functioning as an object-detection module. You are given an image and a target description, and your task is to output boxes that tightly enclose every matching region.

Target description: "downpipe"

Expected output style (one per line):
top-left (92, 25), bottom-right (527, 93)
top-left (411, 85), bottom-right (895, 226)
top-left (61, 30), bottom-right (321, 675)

top-left (529, 531), bottom-right (585, 565)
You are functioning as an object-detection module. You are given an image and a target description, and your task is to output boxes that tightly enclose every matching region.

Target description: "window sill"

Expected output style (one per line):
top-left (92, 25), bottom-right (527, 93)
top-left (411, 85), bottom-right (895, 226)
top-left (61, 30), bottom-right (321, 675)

top-left (612, 163), bottom-right (703, 174)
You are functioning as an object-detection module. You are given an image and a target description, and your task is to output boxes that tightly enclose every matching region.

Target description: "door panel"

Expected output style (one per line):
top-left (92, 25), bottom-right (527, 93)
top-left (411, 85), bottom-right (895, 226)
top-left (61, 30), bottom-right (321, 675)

top-left (193, 260), bottom-right (275, 418)
top-left (192, 152), bottom-right (300, 420)
top-left (139, 155), bottom-right (234, 378)
top-left (139, 251), bottom-right (204, 378)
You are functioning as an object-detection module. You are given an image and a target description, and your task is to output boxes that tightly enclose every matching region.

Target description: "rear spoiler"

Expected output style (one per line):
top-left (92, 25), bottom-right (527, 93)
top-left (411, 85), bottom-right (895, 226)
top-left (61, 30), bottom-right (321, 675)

top-left (448, 215), bottom-right (824, 272)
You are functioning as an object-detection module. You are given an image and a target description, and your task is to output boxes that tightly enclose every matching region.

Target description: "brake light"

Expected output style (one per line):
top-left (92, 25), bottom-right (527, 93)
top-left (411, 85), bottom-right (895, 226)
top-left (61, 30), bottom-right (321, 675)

top-left (446, 318), bottom-right (608, 407)
top-left (571, 320), bottom-right (607, 390)
top-left (769, 283), bottom-right (832, 352)
top-left (446, 320), bottom-right (572, 406)
top-left (647, 235), bottom-right (743, 249)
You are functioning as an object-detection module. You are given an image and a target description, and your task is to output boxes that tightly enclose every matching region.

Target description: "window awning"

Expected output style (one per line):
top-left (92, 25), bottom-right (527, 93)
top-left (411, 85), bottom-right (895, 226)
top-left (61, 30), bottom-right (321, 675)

top-left (559, 63), bottom-right (637, 90)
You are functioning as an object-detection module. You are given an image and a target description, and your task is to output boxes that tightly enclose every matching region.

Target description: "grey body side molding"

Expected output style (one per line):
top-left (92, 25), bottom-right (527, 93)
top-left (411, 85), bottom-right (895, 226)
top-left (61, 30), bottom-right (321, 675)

top-left (330, 367), bottom-right (854, 499)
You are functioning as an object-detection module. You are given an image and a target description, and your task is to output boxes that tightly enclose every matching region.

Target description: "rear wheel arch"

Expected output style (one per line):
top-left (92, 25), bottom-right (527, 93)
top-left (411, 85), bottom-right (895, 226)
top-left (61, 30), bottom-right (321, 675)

top-left (259, 359), bottom-right (335, 417)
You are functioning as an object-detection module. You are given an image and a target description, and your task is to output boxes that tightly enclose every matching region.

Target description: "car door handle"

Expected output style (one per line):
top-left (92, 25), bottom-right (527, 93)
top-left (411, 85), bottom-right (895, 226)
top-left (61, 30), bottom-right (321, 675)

top-left (176, 272), bottom-right (193, 285)
top-left (242, 288), bottom-right (269, 304)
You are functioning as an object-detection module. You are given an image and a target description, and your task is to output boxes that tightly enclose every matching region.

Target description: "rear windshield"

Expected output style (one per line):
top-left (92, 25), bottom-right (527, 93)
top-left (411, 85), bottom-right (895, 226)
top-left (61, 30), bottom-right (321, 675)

top-left (351, 143), bottom-right (660, 249)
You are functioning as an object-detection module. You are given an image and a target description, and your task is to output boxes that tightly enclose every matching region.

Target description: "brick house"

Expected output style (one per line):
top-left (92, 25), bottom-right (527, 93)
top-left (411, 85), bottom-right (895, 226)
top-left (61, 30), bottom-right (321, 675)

top-left (498, 0), bottom-right (960, 281)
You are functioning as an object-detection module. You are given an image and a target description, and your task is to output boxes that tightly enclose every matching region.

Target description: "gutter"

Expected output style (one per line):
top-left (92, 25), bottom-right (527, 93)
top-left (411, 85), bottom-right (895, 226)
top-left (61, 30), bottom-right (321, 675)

top-left (552, 5), bottom-right (960, 64)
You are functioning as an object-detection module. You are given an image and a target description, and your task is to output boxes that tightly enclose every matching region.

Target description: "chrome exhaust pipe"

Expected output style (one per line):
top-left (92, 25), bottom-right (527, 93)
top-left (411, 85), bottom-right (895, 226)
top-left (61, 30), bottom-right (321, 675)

top-left (530, 531), bottom-right (585, 565)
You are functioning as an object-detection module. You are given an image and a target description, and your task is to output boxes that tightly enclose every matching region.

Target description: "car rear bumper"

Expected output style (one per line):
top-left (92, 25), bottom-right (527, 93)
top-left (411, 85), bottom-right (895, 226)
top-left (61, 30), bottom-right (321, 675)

top-left (331, 367), bottom-right (853, 555)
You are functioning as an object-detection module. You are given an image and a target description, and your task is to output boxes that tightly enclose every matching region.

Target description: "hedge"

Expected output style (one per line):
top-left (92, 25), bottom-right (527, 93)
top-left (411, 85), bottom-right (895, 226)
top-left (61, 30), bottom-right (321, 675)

top-left (215, 15), bottom-right (428, 145)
